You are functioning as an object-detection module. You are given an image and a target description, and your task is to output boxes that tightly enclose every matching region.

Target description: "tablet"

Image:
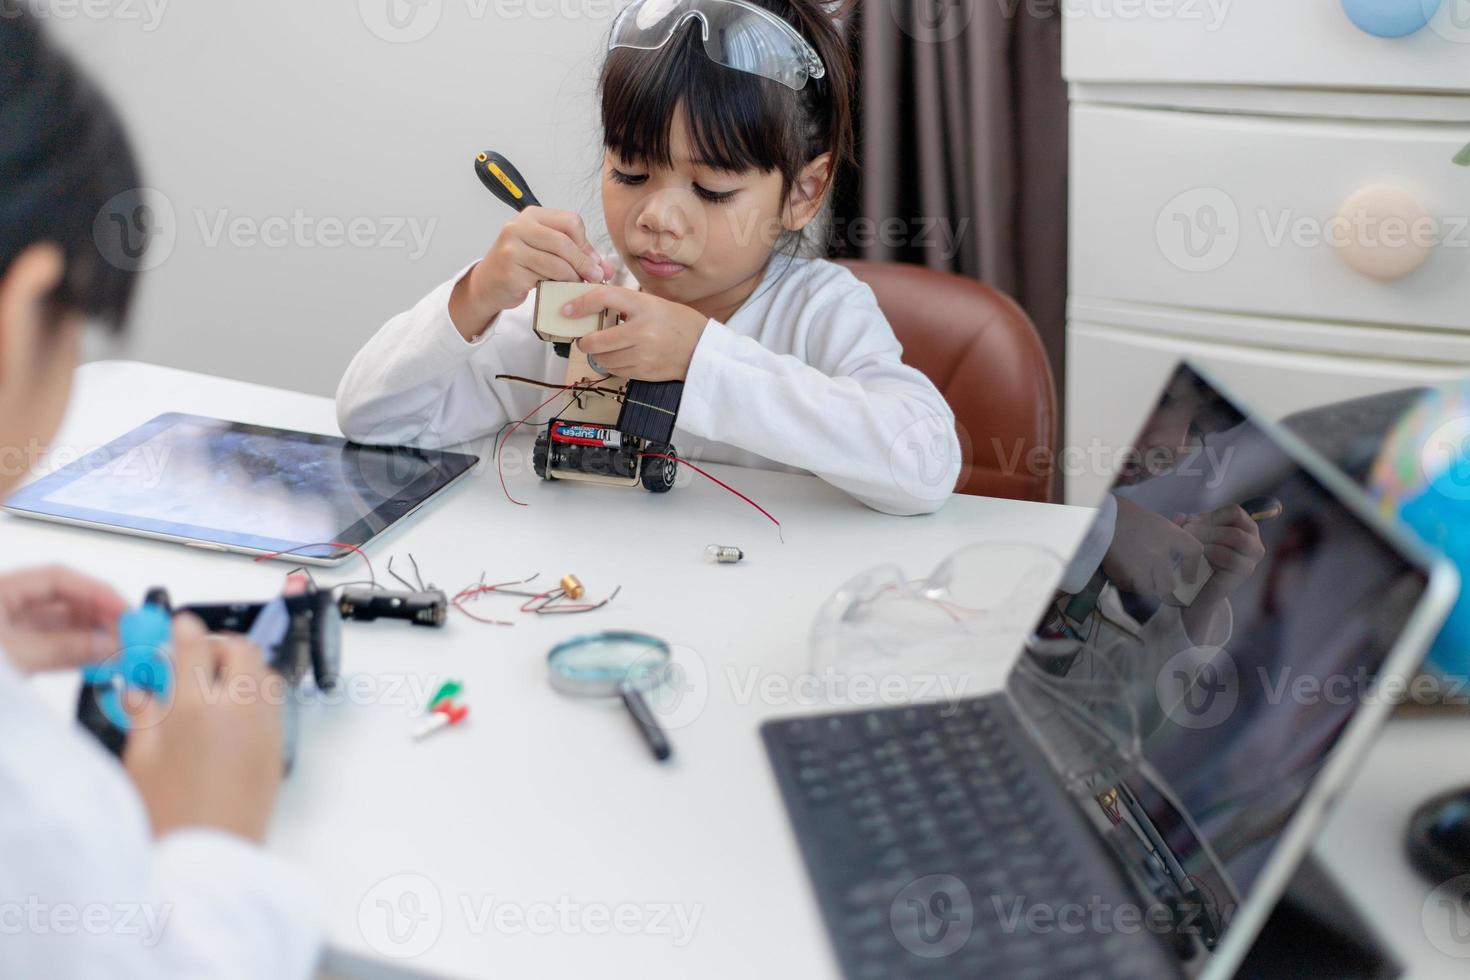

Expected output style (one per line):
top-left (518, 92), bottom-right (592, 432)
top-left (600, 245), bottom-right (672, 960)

top-left (3, 413), bottom-right (479, 565)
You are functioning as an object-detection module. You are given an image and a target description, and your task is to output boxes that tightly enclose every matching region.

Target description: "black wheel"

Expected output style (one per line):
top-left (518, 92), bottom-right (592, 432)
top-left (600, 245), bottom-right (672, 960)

top-left (532, 430), bottom-right (554, 481)
top-left (641, 444), bottom-right (677, 493)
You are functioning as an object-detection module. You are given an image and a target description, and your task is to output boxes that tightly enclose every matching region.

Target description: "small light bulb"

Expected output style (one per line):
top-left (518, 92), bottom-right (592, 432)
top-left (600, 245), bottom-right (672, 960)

top-left (705, 545), bottom-right (744, 564)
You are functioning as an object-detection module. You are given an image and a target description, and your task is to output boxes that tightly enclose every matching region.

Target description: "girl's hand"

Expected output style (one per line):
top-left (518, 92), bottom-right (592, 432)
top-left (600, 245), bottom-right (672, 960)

top-left (449, 207), bottom-right (614, 340)
top-left (0, 566), bottom-right (128, 675)
top-left (1175, 505), bottom-right (1266, 600)
top-left (564, 285), bottom-right (710, 382)
top-left (1100, 496), bottom-right (1206, 598)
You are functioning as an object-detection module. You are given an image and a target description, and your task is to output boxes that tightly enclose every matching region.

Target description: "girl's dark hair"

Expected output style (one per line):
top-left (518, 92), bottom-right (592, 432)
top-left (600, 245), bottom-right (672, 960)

top-left (599, 0), bottom-right (855, 257)
top-left (0, 1), bottom-right (142, 331)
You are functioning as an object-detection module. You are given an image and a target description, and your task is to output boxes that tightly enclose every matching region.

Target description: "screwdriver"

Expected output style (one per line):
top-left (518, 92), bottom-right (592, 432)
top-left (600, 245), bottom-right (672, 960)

top-left (472, 149), bottom-right (610, 287)
top-left (474, 150), bottom-right (543, 212)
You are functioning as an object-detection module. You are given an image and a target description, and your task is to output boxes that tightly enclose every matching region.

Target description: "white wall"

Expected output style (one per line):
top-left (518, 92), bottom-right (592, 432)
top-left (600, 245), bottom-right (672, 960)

top-left (40, 0), bottom-right (622, 396)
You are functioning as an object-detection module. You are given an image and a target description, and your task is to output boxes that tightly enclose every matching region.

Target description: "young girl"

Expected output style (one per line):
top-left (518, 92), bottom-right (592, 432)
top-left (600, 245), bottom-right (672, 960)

top-left (0, 9), bottom-right (319, 976)
top-left (337, 0), bottom-right (962, 516)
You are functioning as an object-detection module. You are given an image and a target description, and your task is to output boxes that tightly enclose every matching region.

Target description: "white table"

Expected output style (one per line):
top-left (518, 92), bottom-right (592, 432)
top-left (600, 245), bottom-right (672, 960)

top-left (8, 362), bottom-right (1467, 980)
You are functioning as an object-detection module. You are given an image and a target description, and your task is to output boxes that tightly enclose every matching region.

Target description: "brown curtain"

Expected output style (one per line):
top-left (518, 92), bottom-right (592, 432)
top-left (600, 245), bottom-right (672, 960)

top-left (835, 1), bottom-right (1068, 412)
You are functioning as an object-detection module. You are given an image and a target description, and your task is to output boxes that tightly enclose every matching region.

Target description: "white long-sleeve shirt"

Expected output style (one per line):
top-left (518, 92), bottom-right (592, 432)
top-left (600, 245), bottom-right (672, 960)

top-left (336, 255), bottom-right (961, 515)
top-left (0, 651), bottom-right (321, 979)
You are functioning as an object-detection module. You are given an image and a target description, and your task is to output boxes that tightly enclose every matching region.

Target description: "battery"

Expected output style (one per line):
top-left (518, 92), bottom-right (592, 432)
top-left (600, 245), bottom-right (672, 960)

top-left (551, 423), bottom-right (622, 449)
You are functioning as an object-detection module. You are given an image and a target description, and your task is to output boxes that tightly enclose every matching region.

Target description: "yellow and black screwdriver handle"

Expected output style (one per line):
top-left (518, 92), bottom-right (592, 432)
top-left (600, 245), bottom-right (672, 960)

top-left (474, 151), bottom-right (542, 212)
top-left (470, 149), bottom-right (685, 455)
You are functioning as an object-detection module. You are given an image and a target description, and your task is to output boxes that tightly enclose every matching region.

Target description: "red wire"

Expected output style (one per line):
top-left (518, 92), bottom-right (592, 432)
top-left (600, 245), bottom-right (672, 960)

top-left (253, 541), bottom-right (375, 581)
top-left (640, 452), bottom-right (783, 539)
top-left (451, 594), bottom-right (513, 626)
top-left (496, 377), bottom-right (609, 507)
top-left (494, 381), bottom-right (783, 541)
top-left (518, 589), bottom-right (558, 613)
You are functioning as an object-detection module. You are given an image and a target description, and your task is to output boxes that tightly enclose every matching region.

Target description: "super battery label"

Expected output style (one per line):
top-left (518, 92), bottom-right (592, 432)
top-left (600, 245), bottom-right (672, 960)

top-left (552, 423), bottom-right (621, 447)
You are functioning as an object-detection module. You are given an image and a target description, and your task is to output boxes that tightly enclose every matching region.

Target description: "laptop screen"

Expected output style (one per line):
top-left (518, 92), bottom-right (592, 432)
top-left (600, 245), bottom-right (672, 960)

top-left (1008, 364), bottom-right (1432, 965)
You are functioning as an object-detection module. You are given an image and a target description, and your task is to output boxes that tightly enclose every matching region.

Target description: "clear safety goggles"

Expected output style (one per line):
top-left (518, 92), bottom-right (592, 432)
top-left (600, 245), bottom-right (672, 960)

top-left (610, 0), bottom-right (827, 92)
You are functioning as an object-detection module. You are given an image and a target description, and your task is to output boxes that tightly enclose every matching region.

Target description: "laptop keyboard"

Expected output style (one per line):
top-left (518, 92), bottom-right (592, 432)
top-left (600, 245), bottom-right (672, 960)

top-left (762, 697), bottom-right (1170, 980)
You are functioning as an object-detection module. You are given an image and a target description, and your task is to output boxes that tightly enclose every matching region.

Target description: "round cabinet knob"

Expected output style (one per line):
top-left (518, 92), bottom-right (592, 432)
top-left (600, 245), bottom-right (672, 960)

top-left (1333, 186), bottom-right (1436, 282)
top-left (1341, 0), bottom-right (1442, 37)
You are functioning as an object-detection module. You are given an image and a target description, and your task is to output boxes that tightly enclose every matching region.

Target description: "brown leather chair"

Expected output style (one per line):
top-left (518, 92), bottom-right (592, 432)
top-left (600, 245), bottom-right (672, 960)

top-left (840, 260), bottom-right (1057, 503)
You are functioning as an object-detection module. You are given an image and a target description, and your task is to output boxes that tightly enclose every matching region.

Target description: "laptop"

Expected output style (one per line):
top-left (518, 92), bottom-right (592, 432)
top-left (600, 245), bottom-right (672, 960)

top-left (762, 363), bottom-right (1458, 980)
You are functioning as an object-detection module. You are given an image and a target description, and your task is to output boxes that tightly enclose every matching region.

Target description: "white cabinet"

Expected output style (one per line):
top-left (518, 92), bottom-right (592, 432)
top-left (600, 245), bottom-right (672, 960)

top-left (1067, 315), bottom-right (1470, 503)
top-left (1072, 107), bottom-right (1470, 332)
top-left (1064, 0), bottom-right (1470, 504)
top-left (1063, 0), bottom-right (1470, 91)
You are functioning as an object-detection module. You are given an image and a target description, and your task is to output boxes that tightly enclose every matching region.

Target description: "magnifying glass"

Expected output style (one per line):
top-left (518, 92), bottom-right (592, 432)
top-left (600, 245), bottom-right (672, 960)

top-left (547, 631), bottom-right (674, 762)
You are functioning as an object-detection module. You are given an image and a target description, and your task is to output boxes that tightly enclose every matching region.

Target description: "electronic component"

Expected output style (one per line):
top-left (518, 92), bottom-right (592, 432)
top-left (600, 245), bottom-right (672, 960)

top-left (706, 545), bottom-right (744, 564)
top-left (422, 679), bottom-right (463, 714)
top-left (560, 574), bottom-right (585, 600)
top-left (413, 701), bottom-right (470, 740)
top-left (452, 571), bottom-right (620, 621)
top-left (77, 586), bottom-right (342, 772)
top-left (534, 281), bottom-right (615, 357)
top-left (473, 149), bottom-right (683, 495)
top-left (339, 587), bottom-right (448, 628)
top-left (618, 380), bottom-right (684, 447)
top-left (551, 422), bottom-right (622, 448)
top-left (533, 415), bottom-right (678, 492)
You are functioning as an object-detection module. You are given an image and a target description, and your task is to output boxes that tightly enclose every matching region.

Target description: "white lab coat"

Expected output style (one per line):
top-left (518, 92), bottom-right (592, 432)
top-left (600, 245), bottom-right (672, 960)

top-left (0, 649), bottom-right (321, 979)
top-left (336, 255), bottom-right (962, 516)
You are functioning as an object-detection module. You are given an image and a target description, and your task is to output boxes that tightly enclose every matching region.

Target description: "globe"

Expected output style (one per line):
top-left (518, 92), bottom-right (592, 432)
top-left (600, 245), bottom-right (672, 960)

top-left (1369, 379), bottom-right (1470, 680)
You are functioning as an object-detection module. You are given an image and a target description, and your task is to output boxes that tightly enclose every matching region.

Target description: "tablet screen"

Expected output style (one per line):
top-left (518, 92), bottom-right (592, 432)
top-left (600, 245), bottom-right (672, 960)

top-left (4, 413), bottom-right (478, 562)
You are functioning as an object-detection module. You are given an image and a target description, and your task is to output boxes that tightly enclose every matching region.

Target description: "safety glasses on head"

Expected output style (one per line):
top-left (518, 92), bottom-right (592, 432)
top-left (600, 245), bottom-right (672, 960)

top-left (610, 0), bottom-right (826, 92)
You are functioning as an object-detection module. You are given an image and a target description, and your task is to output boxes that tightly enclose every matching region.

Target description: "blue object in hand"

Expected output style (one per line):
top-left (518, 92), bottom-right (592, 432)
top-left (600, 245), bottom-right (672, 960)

top-left (1340, 0), bottom-right (1442, 37)
top-left (82, 604), bottom-right (173, 731)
